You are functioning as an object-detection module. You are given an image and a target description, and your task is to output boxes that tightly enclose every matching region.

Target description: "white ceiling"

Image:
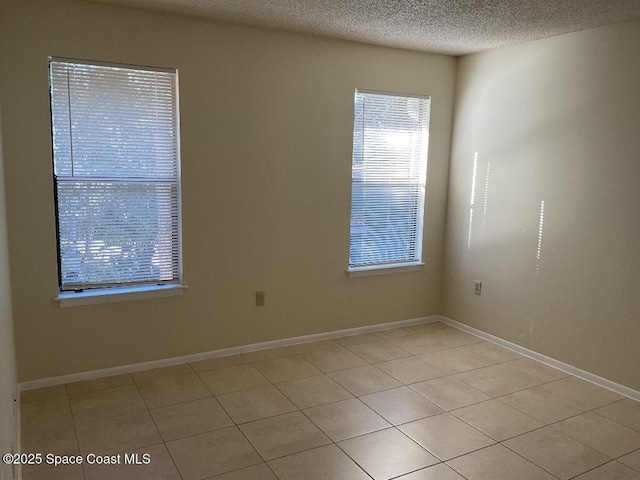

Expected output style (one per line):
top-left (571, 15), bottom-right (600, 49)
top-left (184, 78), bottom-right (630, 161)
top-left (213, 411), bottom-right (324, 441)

top-left (88, 0), bottom-right (640, 55)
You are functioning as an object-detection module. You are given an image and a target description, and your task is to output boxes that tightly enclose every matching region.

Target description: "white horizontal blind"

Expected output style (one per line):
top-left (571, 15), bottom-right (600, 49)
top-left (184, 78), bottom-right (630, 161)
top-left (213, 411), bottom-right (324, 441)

top-left (49, 59), bottom-right (181, 290)
top-left (349, 90), bottom-right (430, 269)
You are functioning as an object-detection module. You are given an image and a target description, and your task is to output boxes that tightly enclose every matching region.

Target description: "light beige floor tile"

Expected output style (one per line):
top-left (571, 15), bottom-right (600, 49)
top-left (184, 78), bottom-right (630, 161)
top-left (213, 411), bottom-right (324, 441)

top-left (504, 426), bottom-right (610, 480)
top-left (345, 340), bottom-right (412, 363)
top-left (239, 411), bottom-right (331, 460)
top-left (131, 363), bottom-right (193, 384)
top-left (21, 385), bottom-right (67, 404)
top-left (410, 376), bottom-right (491, 410)
top-left (553, 412), bottom-right (640, 457)
top-left (375, 357), bottom-right (448, 384)
top-left (328, 365), bottom-right (401, 396)
top-left (375, 326), bottom-right (421, 339)
top-left (387, 334), bottom-right (449, 355)
top-left (243, 346), bottom-right (296, 363)
top-left (267, 444), bottom-right (370, 480)
top-left (447, 444), bottom-right (556, 480)
top-left (23, 464), bottom-right (84, 480)
top-left (167, 426), bottom-right (262, 480)
top-left (418, 349), bottom-right (494, 374)
top-left (451, 399), bottom-right (544, 441)
top-left (69, 385), bottom-right (146, 423)
top-left (455, 342), bottom-right (521, 364)
top-left (360, 386), bottom-right (443, 425)
top-left (199, 364), bottom-right (270, 395)
top-left (303, 398), bottom-right (390, 441)
top-left (190, 354), bottom-right (248, 373)
top-left (596, 400), bottom-right (640, 432)
top-left (338, 427), bottom-right (439, 480)
top-left (290, 339), bottom-right (340, 353)
top-left (539, 377), bottom-right (623, 410)
top-left (619, 450), bottom-right (640, 472)
top-left (302, 348), bottom-right (368, 373)
top-left (498, 386), bottom-right (585, 424)
top-left (399, 413), bottom-right (495, 461)
top-left (150, 397), bottom-right (234, 442)
top-left (21, 396), bottom-right (73, 434)
top-left (66, 374), bottom-right (133, 395)
top-left (276, 374), bottom-right (352, 409)
top-left (396, 463), bottom-right (465, 479)
top-left (21, 425), bottom-right (79, 474)
top-left (334, 332), bottom-right (382, 346)
top-left (136, 373), bottom-right (211, 408)
top-left (21, 424), bottom-right (77, 454)
top-left (83, 444), bottom-right (180, 480)
top-left (495, 358), bottom-right (568, 386)
top-left (216, 385), bottom-right (297, 424)
top-left (572, 461), bottom-right (640, 480)
top-left (208, 463), bottom-right (277, 479)
top-left (252, 355), bottom-right (321, 383)
top-left (428, 329), bottom-right (483, 347)
top-left (75, 411), bottom-right (161, 455)
top-left (454, 365), bottom-right (533, 396)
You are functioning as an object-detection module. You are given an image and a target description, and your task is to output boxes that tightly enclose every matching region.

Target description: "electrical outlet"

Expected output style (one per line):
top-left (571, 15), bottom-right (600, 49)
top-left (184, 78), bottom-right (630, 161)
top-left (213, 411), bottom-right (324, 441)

top-left (255, 291), bottom-right (265, 306)
top-left (474, 281), bottom-right (482, 295)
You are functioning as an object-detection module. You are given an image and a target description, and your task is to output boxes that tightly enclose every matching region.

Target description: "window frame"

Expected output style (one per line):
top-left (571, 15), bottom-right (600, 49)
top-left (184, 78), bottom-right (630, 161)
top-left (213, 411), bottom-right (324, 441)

top-left (347, 88), bottom-right (431, 277)
top-left (48, 57), bottom-right (184, 305)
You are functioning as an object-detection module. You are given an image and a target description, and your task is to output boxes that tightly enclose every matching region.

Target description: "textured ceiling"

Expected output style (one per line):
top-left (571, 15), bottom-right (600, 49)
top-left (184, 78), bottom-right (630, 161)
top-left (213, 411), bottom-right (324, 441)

top-left (88, 0), bottom-right (640, 55)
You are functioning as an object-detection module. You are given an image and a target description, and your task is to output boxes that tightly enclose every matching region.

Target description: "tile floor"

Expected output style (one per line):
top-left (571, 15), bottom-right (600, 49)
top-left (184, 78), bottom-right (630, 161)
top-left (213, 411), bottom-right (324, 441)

top-left (19, 322), bottom-right (640, 480)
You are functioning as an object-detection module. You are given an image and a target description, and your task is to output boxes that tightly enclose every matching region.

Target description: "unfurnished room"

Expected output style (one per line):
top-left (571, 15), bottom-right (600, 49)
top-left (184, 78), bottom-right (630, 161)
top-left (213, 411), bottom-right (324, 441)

top-left (0, 0), bottom-right (640, 479)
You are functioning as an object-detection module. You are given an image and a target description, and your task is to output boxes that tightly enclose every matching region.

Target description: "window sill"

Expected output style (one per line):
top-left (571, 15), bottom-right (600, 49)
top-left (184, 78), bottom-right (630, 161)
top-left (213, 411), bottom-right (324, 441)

top-left (55, 284), bottom-right (186, 308)
top-left (347, 263), bottom-right (424, 278)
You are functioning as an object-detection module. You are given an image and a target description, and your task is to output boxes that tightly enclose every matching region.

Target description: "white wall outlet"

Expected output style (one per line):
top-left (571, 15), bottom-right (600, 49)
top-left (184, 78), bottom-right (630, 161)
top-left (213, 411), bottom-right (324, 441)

top-left (474, 281), bottom-right (482, 295)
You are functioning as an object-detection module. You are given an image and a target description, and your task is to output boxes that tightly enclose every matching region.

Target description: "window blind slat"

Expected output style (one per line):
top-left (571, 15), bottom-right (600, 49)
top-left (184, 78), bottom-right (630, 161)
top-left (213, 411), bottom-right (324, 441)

top-left (349, 90), bottom-right (430, 269)
top-left (50, 59), bottom-right (181, 291)
top-left (50, 61), bottom-right (178, 179)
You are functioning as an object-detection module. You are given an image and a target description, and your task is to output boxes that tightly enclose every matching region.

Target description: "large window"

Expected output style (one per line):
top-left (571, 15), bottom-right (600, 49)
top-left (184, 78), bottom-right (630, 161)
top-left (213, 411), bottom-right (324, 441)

top-left (348, 89), bottom-right (431, 272)
top-left (49, 58), bottom-right (182, 294)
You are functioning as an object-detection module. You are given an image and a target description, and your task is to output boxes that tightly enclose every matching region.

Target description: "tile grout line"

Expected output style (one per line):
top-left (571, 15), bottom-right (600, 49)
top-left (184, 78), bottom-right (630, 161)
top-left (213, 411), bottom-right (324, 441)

top-left (565, 458), bottom-right (624, 479)
top-left (439, 316), bottom-right (640, 402)
top-left (66, 381), bottom-right (87, 480)
top-left (130, 376), bottom-right (186, 480)
top-left (20, 322), bottom-right (640, 480)
top-left (19, 316), bottom-right (440, 391)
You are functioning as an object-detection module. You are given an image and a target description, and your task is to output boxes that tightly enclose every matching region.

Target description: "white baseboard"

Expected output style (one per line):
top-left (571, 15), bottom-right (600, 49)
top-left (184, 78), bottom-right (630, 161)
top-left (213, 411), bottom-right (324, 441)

top-left (20, 314), bottom-right (640, 403)
top-left (437, 315), bottom-right (640, 402)
top-left (19, 315), bottom-right (438, 391)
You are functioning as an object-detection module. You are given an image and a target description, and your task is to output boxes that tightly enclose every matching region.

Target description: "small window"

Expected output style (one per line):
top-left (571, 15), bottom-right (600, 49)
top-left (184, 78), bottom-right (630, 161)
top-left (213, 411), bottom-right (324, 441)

top-left (49, 58), bottom-right (182, 293)
top-left (348, 89), bottom-right (431, 272)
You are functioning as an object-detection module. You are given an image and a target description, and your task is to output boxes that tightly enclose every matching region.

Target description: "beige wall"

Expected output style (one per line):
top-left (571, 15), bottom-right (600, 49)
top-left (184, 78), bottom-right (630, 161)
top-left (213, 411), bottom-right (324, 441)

top-left (0, 102), bottom-right (19, 478)
top-left (444, 20), bottom-right (640, 391)
top-left (0, 0), bottom-right (456, 381)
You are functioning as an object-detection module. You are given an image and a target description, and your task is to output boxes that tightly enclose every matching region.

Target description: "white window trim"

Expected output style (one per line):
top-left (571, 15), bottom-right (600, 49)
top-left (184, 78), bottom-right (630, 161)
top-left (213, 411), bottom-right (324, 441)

top-left (347, 89), bottom-right (431, 273)
top-left (49, 57), bottom-right (184, 296)
top-left (347, 262), bottom-right (424, 278)
top-left (55, 284), bottom-right (186, 308)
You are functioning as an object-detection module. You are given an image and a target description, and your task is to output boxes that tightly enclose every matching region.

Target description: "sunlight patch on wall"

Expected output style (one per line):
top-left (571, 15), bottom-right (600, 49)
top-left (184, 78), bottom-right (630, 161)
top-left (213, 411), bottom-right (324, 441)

top-left (528, 200), bottom-right (546, 342)
top-left (529, 317), bottom-right (536, 341)
top-left (467, 152), bottom-right (479, 250)
top-left (536, 200), bottom-right (545, 275)
top-left (482, 161), bottom-right (491, 233)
